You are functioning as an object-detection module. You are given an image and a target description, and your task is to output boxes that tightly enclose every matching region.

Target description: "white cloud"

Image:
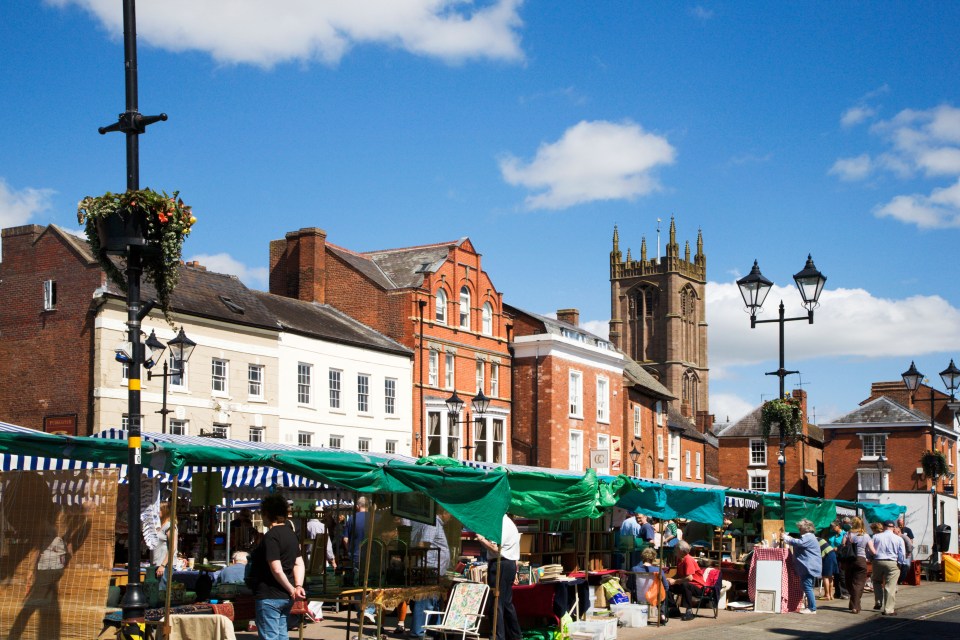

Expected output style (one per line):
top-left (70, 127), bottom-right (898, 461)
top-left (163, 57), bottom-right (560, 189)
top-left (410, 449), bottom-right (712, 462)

top-left (874, 177), bottom-right (960, 228)
top-left (499, 120), bottom-right (676, 210)
top-left (689, 6), bottom-right (715, 20)
top-left (580, 319), bottom-right (609, 340)
top-left (707, 281), bottom-right (960, 369)
top-left (0, 178), bottom-right (53, 229)
top-left (51, 0), bottom-right (525, 67)
top-left (828, 154), bottom-right (872, 181)
top-left (186, 252), bottom-right (269, 289)
top-left (710, 393), bottom-right (755, 425)
top-left (841, 105), bottom-right (875, 128)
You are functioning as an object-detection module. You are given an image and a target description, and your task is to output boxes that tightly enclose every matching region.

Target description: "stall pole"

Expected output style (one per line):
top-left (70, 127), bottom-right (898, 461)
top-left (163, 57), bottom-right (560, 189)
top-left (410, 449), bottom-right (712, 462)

top-left (490, 554), bottom-right (501, 640)
top-left (583, 517), bottom-right (591, 572)
top-left (656, 519), bottom-right (664, 628)
top-left (161, 479), bottom-right (179, 639)
top-left (358, 494), bottom-right (378, 637)
top-left (224, 494), bottom-right (232, 562)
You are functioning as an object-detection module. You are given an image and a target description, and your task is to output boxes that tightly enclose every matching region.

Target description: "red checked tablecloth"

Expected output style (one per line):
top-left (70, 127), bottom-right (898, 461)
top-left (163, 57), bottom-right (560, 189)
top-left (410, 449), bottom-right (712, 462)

top-left (747, 547), bottom-right (803, 612)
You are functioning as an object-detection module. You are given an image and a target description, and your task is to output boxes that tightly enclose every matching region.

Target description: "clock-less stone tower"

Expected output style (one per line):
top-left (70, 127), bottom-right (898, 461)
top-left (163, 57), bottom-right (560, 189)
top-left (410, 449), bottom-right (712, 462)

top-left (609, 218), bottom-right (709, 422)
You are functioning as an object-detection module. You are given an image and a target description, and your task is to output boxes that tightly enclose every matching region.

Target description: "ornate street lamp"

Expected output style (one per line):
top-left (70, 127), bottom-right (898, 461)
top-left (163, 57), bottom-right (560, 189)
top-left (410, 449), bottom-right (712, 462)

top-left (146, 328), bottom-right (196, 434)
top-left (737, 255), bottom-right (826, 518)
top-left (446, 390), bottom-right (492, 460)
top-left (902, 359), bottom-right (960, 581)
top-left (629, 445), bottom-right (642, 477)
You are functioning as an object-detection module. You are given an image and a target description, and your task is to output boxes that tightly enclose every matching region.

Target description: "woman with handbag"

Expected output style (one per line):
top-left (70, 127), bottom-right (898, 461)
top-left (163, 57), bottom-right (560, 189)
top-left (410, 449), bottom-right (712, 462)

top-left (843, 517), bottom-right (870, 614)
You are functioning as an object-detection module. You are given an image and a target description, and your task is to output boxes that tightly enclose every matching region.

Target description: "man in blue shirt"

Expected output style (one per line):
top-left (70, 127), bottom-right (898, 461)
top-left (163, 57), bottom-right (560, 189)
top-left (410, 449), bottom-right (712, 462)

top-left (620, 513), bottom-right (643, 537)
top-left (869, 521), bottom-right (906, 616)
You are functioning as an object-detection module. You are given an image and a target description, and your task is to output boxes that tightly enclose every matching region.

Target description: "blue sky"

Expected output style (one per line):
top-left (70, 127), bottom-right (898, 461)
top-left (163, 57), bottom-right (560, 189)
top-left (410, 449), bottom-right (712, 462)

top-left (3, 1), bottom-right (960, 425)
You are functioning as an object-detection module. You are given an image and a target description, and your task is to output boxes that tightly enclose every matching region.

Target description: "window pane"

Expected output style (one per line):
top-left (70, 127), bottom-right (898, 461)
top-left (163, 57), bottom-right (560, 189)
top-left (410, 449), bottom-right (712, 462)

top-left (385, 378), bottom-right (396, 414)
top-left (298, 431), bottom-right (312, 447)
top-left (493, 419), bottom-right (504, 464)
top-left (358, 374), bottom-right (369, 412)
top-left (298, 363), bottom-right (312, 404)
top-left (385, 440), bottom-right (397, 455)
top-left (482, 303), bottom-right (493, 335)
top-left (429, 351), bottom-right (439, 387)
top-left (459, 287), bottom-right (470, 329)
top-left (445, 353), bottom-right (455, 390)
top-left (249, 426), bottom-right (263, 442)
top-left (447, 414), bottom-right (460, 459)
top-left (248, 364), bottom-right (263, 398)
top-left (212, 359), bottom-right (228, 393)
top-left (490, 364), bottom-right (499, 397)
top-left (428, 413), bottom-right (441, 456)
top-left (358, 438), bottom-right (370, 453)
top-left (329, 369), bottom-right (341, 409)
top-left (436, 289), bottom-right (447, 324)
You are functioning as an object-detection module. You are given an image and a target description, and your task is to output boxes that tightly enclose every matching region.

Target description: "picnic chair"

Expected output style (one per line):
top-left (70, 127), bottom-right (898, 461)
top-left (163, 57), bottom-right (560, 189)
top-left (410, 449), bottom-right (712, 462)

top-left (423, 581), bottom-right (489, 640)
top-left (629, 567), bottom-right (669, 625)
top-left (693, 567), bottom-right (722, 618)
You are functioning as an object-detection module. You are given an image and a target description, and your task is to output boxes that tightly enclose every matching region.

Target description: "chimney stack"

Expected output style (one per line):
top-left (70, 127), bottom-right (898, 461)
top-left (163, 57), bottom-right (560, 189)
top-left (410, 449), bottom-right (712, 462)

top-left (556, 308), bottom-right (579, 327)
top-left (269, 227), bottom-right (327, 303)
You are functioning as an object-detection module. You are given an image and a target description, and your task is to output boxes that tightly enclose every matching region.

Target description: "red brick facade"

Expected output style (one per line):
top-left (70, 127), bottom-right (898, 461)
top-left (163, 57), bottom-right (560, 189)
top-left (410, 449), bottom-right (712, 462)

top-left (0, 225), bottom-right (103, 434)
top-left (270, 229), bottom-right (511, 460)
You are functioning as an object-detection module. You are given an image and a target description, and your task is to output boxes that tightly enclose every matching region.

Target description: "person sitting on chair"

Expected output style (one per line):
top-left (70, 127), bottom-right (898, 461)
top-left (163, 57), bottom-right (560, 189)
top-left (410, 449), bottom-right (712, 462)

top-left (219, 551), bottom-right (249, 584)
top-left (666, 541), bottom-right (705, 621)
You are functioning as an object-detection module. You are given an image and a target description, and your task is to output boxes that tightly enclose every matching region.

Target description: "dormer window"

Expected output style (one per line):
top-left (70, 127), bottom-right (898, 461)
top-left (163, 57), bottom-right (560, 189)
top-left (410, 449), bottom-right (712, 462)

top-left (43, 280), bottom-right (57, 311)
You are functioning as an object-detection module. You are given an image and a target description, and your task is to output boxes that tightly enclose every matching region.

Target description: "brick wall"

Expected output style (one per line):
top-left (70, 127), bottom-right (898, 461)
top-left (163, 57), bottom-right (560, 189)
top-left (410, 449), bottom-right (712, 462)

top-left (0, 226), bottom-right (102, 434)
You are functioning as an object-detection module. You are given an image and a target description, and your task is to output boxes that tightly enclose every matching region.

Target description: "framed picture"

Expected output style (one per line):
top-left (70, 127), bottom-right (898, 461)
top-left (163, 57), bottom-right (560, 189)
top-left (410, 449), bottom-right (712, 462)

top-left (392, 492), bottom-right (436, 525)
top-left (755, 589), bottom-right (777, 613)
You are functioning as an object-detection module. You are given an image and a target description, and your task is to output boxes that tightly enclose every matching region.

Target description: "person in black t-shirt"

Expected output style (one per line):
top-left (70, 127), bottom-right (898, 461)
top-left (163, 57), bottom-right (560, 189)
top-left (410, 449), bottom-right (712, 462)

top-left (248, 494), bottom-right (305, 640)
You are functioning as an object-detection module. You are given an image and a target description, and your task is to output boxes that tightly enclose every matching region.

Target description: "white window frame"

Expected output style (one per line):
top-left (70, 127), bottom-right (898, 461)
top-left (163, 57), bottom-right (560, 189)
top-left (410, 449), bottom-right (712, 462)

top-left (248, 426), bottom-right (264, 442)
top-left (860, 433), bottom-right (887, 460)
top-left (212, 423), bottom-right (229, 439)
top-left (169, 419), bottom-right (187, 436)
top-left (211, 358), bottom-right (228, 395)
top-left (435, 289), bottom-right (447, 324)
top-left (750, 438), bottom-right (767, 466)
top-left (428, 350), bottom-right (439, 387)
top-left (329, 435), bottom-right (342, 449)
top-left (569, 371), bottom-right (583, 418)
top-left (121, 362), bottom-right (130, 383)
top-left (857, 469), bottom-right (888, 492)
top-left (633, 406), bottom-right (641, 438)
top-left (298, 431), bottom-right (312, 447)
top-left (490, 363), bottom-right (499, 398)
top-left (475, 360), bottom-right (484, 394)
top-left (685, 450), bottom-right (691, 478)
top-left (426, 409), bottom-right (463, 460)
top-left (481, 302), bottom-right (493, 335)
top-left (169, 353), bottom-right (187, 389)
top-left (444, 352), bottom-right (455, 390)
top-left (358, 437), bottom-right (371, 453)
top-left (569, 430), bottom-right (584, 472)
top-left (655, 400), bottom-right (665, 427)
top-left (597, 434), bottom-right (610, 476)
top-left (43, 280), bottom-right (57, 311)
top-left (357, 373), bottom-right (370, 413)
top-left (596, 376), bottom-right (609, 423)
top-left (297, 363), bottom-right (312, 405)
top-left (385, 378), bottom-right (396, 415)
top-left (329, 368), bottom-right (342, 409)
top-left (696, 452), bottom-right (702, 479)
top-left (459, 286), bottom-right (471, 330)
top-left (248, 364), bottom-right (264, 400)
top-left (749, 472), bottom-right (768, 493)
top-left (385, 440), bottom-right (397, 455)
top-left (657, 434), bottom-right (664, 461)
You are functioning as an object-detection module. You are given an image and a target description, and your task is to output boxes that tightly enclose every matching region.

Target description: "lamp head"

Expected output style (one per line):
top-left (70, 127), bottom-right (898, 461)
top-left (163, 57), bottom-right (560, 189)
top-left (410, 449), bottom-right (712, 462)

top-left (167, 327), bottom-right (196, 365)
top-left (629, 445), bottom-right (641, 465)
top-left (939, 359), bottom-right (960, 395)
top-left (792, 254), bottom-right (827, 311)
top-left (736, 260), bottom-right (773, 316)
top-left (445, 391), bottom-right (465, 417)
top-left (470, 390), bottom-right (491, 415)
top-left (901, 361), bottom-right (923, 393)
top-left (143, 330), bottom-right (166, 369)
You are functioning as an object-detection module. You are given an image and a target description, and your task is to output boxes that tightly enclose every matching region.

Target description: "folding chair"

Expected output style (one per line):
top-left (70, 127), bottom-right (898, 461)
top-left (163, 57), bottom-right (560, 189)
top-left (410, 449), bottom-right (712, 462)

top-left (693, 567), bottom-right (722, 618)
top-left (423, 581), bottom-right (489, 640)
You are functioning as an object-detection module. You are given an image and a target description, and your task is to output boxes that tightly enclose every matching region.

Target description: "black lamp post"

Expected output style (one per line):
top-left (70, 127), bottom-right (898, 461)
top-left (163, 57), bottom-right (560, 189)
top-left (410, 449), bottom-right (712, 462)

top-left (901, 359), bottom-right (960, 581)
top-left (629, 445), bottom-right (641, 477)
top-left (146, 328), bottom-right (197, 434)
top-left (446, 390), bottom-right (491, 460)
top-left (737, 255), bottom-right (827, 519)
top-left (96, 1), bottom-right (168, 631)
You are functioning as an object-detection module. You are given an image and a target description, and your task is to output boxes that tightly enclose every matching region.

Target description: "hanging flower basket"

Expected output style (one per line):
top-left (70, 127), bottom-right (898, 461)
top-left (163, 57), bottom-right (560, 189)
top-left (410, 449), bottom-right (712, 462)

top-left (921, 450), bottom-right (948, 479)
top-left (760, 397), bottom-right (803, 444)
top-left (78, 189), bottom-right (196, 323)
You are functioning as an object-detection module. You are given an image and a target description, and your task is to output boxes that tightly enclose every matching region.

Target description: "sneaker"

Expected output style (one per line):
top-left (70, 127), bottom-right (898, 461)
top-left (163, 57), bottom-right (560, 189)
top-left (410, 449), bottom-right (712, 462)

top-left (799, 609), bottom-right (816, 615)
top-left (873, 603), bottom-right (882, 610)
top-left (393, 624), bottom-right (406, 636)
top-left (681, 612), bottom-right (696, 621)
top-left (364, 612), bottom-right (377, 624)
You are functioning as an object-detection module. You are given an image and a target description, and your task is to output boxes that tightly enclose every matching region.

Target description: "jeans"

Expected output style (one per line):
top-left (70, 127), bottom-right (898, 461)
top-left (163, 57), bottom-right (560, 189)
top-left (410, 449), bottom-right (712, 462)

top-left (410, 595), bottom-right (439, 636)
top-left (256, 597), bottom-right (292, 640)
top-left (488, 559), bottom-right (521, 640)
top-left (801, 576), bottom-right (817, 612)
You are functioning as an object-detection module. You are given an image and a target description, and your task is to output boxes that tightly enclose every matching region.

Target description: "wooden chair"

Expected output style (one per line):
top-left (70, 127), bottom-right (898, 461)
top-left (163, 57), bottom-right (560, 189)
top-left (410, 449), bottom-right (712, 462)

top-left (422, 581), bottom-right (489, 640)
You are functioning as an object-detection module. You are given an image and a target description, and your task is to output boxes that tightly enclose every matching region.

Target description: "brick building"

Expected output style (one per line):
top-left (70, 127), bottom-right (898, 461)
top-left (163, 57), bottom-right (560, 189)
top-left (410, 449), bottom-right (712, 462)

top-left (621, 359), bottom-right (678, 479)
top-left (715, 389), bottom-right (823, 496)
top-left (0, 224), bottom-right (413, 452)
top-left (508, 306), bottom-right (625, 471)
top-left (821, 390), bottom-right (958, 559)
top-left (270, 228), bottom-right (511, 461)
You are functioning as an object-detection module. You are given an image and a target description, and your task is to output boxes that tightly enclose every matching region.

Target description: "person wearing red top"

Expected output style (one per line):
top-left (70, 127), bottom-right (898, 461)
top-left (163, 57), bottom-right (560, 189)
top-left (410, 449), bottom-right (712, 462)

top-left (666, 541), bottom-right (705, 621)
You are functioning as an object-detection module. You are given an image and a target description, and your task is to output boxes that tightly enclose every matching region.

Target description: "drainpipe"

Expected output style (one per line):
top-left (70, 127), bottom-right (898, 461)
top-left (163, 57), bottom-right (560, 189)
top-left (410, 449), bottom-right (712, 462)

top-left (418, 299), bottom-right (426, 456)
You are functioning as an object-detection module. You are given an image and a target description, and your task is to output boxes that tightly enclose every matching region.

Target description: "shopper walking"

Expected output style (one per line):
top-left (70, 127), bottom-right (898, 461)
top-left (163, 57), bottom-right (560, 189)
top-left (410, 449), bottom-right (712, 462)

top-left (843, 517), bottom-right (870, 613)
top-left (868, 520), bottom-right (906, 616)
top-left (781, 519), bottom-right (822, 614)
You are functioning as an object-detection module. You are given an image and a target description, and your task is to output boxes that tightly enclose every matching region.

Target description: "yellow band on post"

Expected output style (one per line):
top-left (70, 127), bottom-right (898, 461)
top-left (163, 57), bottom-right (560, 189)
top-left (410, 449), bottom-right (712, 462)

top-left (129, 437), bottom-right (141, 448)
top-left (129, 379), bottom-right (141, 391)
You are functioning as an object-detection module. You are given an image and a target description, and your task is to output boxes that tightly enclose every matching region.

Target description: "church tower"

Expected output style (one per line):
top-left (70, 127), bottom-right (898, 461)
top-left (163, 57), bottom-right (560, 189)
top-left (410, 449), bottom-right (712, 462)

top-left (610, 219), bottom-right (708, 422)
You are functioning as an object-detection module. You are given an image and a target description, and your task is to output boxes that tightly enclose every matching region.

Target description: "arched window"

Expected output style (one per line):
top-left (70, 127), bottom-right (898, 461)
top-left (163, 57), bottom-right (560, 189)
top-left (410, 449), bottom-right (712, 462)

top-left (459, 286), bottom-right (471, 330)
top-left (481, 302), bottom-right (493, 335)
top-left (435, 289), bottom-right (447, 324)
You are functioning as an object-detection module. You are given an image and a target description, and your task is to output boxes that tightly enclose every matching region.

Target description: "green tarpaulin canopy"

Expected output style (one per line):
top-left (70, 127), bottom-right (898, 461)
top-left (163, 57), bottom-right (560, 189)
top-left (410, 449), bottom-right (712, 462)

top-left (607, 476), bottom-right (726, 526)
